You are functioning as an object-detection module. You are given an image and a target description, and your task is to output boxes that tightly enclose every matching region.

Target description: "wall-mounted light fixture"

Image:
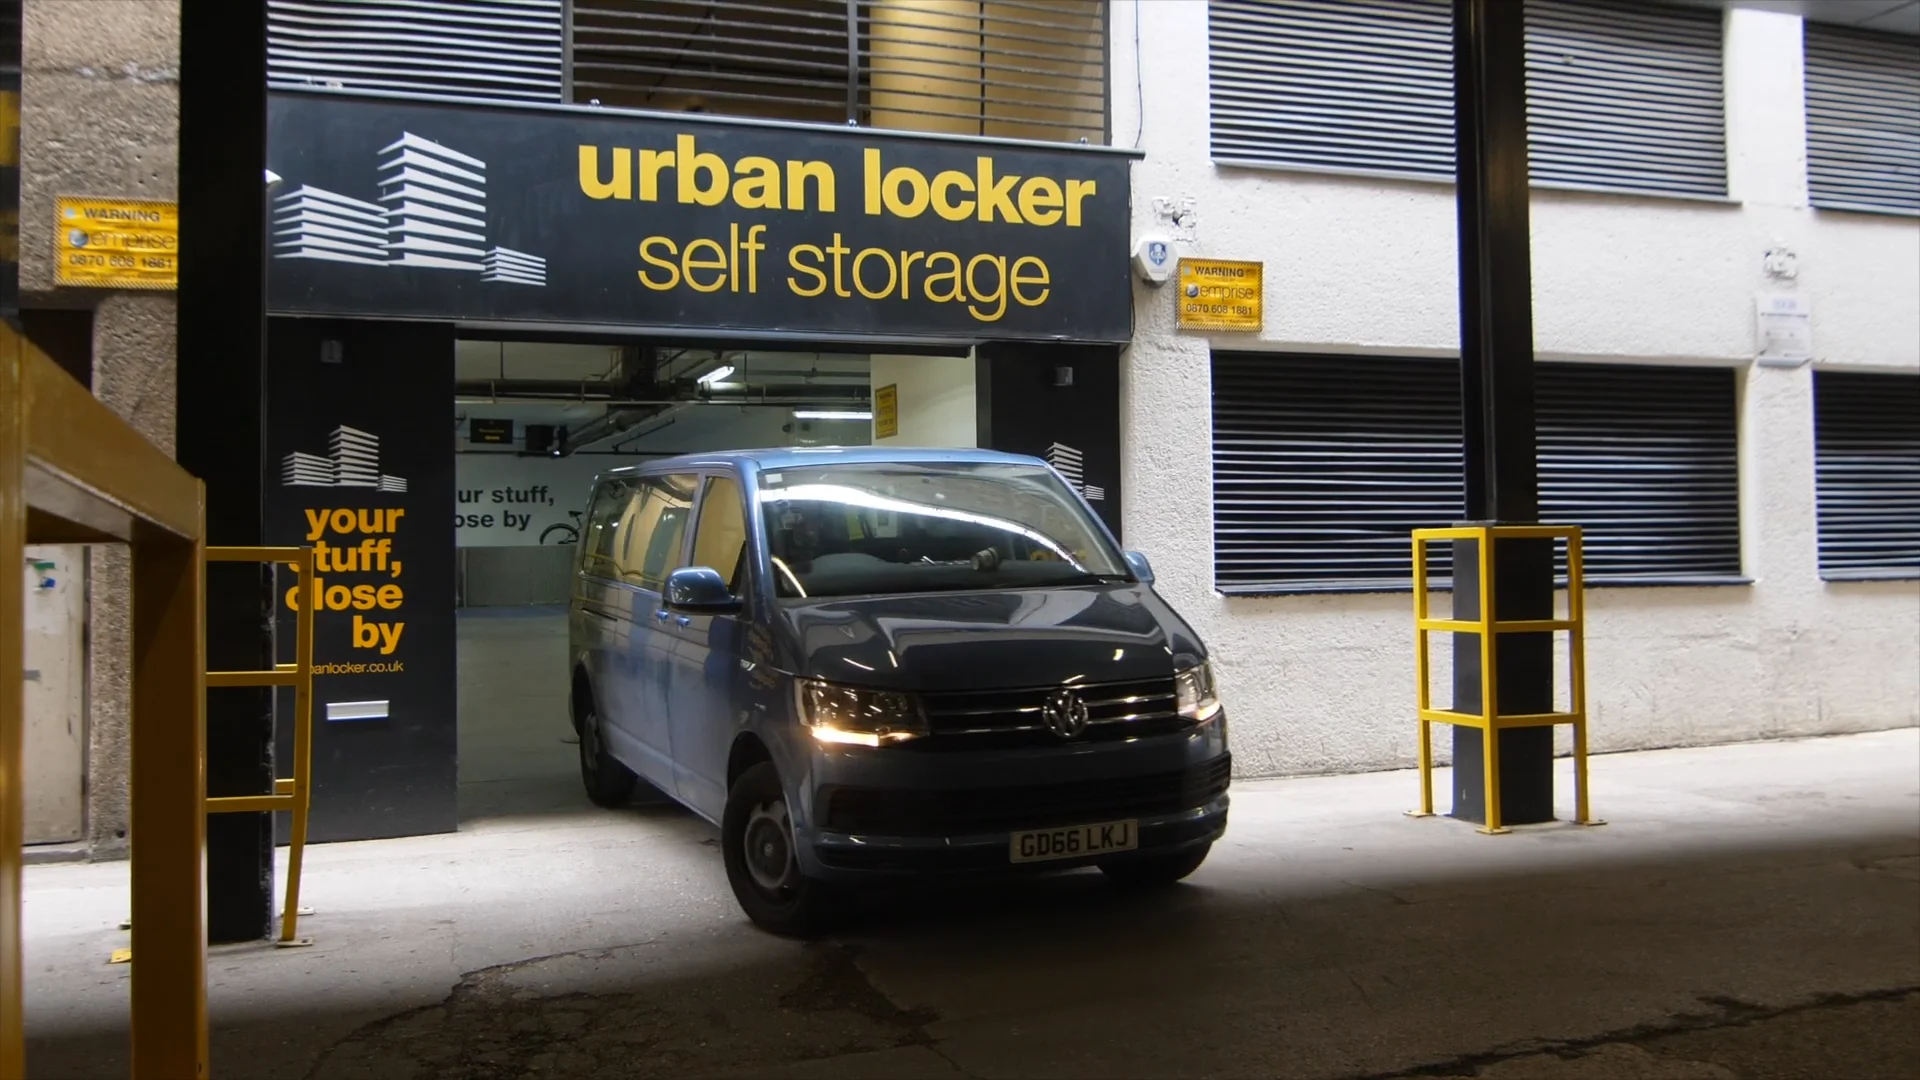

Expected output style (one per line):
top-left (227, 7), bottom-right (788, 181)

top-left (792, 409), bottom-right (872, 421)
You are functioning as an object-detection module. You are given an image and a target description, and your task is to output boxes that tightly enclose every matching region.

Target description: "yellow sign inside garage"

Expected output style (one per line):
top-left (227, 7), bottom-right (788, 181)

top-left (874, 383), bottom-right (899, 439)
top-left (54, 197), bottom-right (178, 289)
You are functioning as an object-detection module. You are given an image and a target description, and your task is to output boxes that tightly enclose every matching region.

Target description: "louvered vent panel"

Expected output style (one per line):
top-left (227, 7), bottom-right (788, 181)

top-left (1537, 363), bottom-right (1741, 581)
top-left (1208, 0), bottom-right (1728, 197)
top-left (1211, 353), bottom-right (1463, 593)
top-left (570, 0), bottom-right (852, 124)
top-left (1804, 24), bottom-right (1920, 215)
top-left (1813, 371), bottom-right (1920, 577)
top-left (1208, 0), bottom-right (1456, 179)
top-left (268, 0), bottom-right (564, 103)
top-left (1525, 0), bottom-right (1727, 197)
top-left (570, 0), bottom-right (1107, 142)
top-left (1211, 354), bottom-right (1743, 593)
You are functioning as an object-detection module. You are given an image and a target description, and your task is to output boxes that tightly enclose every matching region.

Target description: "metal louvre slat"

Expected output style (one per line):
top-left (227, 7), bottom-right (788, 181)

top-left (1210, 353), bottom-right (1464, 590)
top-left (1813, 372), bottom-right (1920, 576)
top-left (1208, 0), bottom-right (1456, 179)
top-left (1804, 25), bottom-right (1920, 215)
top-left (1210, 354), bottom-right (1742, 592)
top-left (1536, 363), bottom-right (1740, 580)
top-left (1208, 0), bottom-right (1727, 196)
top-left (568, 0), bottom-right (1105, 142)
top-left (1524, 0), bottom-right (1726, 196)
top-left (267, 0), bottom-right (564, 102)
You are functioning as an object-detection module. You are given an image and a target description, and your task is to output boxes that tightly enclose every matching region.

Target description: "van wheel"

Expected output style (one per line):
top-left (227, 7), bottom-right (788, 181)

top-left (722, 762), bottom-right (836, 937)
top-left (1099, 843), bottom-right (1211, 889)
top-left (578, 701), bottom-right (637, 808)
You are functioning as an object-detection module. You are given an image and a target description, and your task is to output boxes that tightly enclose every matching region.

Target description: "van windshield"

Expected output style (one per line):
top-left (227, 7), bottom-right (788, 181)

top-left (756, 462), bottom-right (1128, 599)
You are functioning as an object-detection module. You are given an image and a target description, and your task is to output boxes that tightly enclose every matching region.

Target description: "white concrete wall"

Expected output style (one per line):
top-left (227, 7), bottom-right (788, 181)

top-left (871, 353), bottom-right (977, 446)
top-left (1114, 1), bottom-right (1920, 778)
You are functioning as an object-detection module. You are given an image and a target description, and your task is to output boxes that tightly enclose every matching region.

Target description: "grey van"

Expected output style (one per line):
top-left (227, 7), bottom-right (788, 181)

top-left (568, 447), bottom-right (1229, 934)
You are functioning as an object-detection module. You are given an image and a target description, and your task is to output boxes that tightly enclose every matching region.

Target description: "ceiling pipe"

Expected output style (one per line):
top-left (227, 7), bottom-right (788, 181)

top-left (559, 403), bottom-right (672, 456)
top-left (453, 383), bottom-right (869, 404)
top-left (457, 395), bottom-right (873, 408)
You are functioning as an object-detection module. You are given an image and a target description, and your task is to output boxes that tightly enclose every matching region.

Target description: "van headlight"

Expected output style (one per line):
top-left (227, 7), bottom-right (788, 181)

top-left (797, 681), bottom-right (928, 746)
top-left (1175, 662), bottom-right (1223, 724)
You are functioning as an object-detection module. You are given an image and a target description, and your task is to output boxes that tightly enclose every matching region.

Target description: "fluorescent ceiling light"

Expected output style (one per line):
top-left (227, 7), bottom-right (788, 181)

top-left (697, 364), bottom-right (735, 385)
top-left (792, 410), bottom-right (872, 421)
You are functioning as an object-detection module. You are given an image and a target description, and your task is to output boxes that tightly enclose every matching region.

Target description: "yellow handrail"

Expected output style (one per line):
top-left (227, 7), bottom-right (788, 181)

top-left (4, 325), bottom-right (209, 1078)
top-left (204, 546), bottom-right (317, 948)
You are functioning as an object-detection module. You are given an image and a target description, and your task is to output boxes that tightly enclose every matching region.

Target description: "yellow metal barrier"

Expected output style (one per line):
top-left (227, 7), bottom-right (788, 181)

top-left (1409, 525), bottom-right (1602, 834)
top-left (4, 325), bottom-right (209, 1077)
top-left (206, 546), bottom-right (316, 948)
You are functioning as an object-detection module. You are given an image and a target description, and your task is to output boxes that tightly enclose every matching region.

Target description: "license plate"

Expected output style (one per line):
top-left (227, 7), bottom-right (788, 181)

top-left (1009, 819), bottom-right (1138, 864)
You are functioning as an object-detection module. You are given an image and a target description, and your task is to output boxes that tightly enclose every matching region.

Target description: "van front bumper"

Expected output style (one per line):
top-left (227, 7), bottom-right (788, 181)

top-left (795, 749), bottom-right (1232, 880)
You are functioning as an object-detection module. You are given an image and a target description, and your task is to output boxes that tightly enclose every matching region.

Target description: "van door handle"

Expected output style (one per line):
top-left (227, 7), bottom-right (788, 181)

top-left (674, 615), bottom-right (691, 628)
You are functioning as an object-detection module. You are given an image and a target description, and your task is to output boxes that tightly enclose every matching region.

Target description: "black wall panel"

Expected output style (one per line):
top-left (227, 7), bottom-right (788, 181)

top-left (975, 343), bottom-right (1124, 543)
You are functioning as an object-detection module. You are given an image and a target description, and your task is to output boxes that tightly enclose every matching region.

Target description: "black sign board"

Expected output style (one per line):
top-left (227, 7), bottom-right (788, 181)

top-left (469, 416), bottom-right (513, 444)
top-left (266, 91), bottom-right (1135, 344)
top-left (266, 317), bottom-right (458, 842)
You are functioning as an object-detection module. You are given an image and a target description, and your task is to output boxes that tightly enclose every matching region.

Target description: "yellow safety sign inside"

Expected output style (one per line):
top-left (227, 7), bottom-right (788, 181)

top-left (55, 197), bottom-right (178, 290)
top-left (1176, 258), bottom-right (1263, 332)
top-left (874, 383), bottom-right (899, 439)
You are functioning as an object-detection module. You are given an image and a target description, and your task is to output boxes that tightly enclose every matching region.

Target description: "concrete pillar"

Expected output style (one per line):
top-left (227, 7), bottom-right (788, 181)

top-left (84, 293), bottom-right (176, 857)
top-left (18, 0), bottom-right (181, 860)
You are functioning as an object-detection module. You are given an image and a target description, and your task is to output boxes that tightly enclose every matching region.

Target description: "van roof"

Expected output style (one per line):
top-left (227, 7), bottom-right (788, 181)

top-left (594, 446), bottom-right (1051, 477)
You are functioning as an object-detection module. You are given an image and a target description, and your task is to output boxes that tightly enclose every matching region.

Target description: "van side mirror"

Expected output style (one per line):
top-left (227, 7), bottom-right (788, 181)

top-left (1123, 550), bottom-right (1155, 585)
top-left (666, 566), bottom-right (742, 614)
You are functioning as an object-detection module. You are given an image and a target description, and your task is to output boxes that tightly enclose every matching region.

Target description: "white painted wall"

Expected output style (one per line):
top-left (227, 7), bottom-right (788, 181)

top-left (871, 353), bottom-right (977, 446)
top-left (456, 453), bottom-right (610, 546)
top-left (1113, 1), bottom-right (1920, 778)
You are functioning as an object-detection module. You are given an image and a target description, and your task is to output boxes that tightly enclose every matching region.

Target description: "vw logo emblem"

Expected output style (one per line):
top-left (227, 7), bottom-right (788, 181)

top-left (1043, 689), bottom-right (1090, 739)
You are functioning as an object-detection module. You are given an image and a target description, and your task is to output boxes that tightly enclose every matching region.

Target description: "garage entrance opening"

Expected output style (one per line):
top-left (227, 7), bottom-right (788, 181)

top-left (453, 340), bottom-right (897, 821)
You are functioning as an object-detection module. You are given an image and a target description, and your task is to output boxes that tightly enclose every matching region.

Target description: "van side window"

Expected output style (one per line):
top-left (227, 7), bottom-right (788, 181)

top-left (579, 478), bottom-right (635, 578)
top-left (614, 473), bottom-right (697, 590)
top-left (691, 474), bottom-right (749, 592)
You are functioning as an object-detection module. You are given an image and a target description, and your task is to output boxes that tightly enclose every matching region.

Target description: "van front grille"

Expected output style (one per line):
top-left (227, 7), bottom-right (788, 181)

top-left (913, 676), bottom-right (1189, 749)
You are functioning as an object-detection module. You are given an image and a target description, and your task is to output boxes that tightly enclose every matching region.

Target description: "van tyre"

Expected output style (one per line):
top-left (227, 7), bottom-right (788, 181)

top-left (1099, 843), bottom-right (1212, 889)
top-left (723, 761), bottom-right (837, 937)
top-left (577, 699), bottom-right (638, 808)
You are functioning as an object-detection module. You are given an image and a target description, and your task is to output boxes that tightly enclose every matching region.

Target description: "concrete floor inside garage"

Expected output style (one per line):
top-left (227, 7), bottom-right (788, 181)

top-left (453, 605), bottom-right (588, 825)
top-left (16, 605), bottom-right (1920, 1079)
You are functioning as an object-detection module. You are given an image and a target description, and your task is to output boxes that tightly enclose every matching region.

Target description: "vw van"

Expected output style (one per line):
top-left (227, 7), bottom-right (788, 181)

top-left (568, 448), bottom-right (1229, 934)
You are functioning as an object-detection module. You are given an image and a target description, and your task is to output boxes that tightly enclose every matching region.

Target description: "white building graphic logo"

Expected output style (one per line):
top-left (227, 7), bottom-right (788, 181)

top-left (272, 132), bottom-right (547, 286)
top-left (282, 426), bottom-right (408, 492)
top-left (1046, 442), bottom-right (1105, 501)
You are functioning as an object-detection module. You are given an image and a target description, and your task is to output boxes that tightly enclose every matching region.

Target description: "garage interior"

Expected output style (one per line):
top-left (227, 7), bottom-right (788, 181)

top-left (453, 339), bottom-right (884, 822)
